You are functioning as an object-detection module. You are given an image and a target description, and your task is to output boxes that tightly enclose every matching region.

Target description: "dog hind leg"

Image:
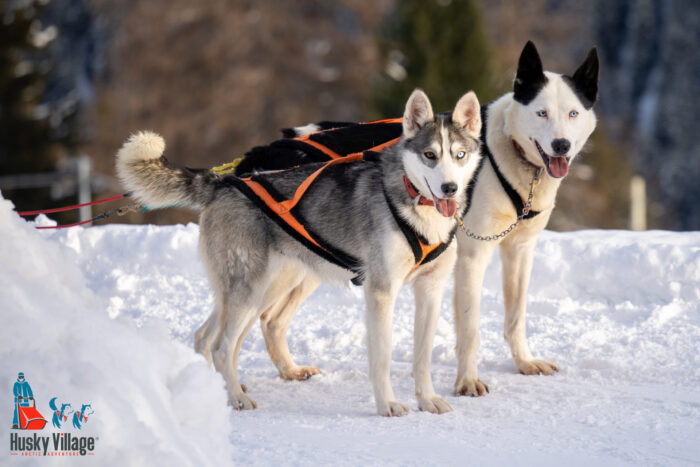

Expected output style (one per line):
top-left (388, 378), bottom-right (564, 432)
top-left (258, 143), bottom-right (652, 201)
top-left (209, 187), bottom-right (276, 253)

top-left (261, 275), bottom-right (322, 381)
top-left (213, 292), bottom-right (263, 410)
top-left (210, 256), bottom-right (285, 409)
top-left (194, 299), bottom-right (221, 366)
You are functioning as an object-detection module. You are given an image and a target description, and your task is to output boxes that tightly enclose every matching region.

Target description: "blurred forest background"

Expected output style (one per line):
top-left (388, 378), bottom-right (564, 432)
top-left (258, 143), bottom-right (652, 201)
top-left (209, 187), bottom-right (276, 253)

top-left (1, 0), bottom-right (699, 231)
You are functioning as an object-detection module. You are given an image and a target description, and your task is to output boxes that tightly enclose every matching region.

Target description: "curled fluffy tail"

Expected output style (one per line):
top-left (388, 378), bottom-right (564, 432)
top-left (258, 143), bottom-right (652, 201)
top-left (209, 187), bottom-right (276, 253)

top-left (116, 131), bottom-right (218, 210)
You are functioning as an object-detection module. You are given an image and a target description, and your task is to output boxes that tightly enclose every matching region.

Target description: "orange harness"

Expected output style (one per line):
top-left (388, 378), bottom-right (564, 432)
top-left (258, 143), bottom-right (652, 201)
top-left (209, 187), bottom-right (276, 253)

top-left (225, 121), bottom-right (453, 284)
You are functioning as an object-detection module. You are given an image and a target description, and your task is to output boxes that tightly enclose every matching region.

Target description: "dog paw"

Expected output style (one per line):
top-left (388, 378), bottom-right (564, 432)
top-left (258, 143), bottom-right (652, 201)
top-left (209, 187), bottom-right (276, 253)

top-left (229, 392), bottom-right (257, 410)
top-left (377, 400), bottom-right (410, 417)
top-left (280, 366), bottom-right (322, 381)
top-left (418, 396), bottom-right (453, 414)
top-left (516, 359), bottom-right (559, 375)
top-left (453, 377), bottom-right (490, 397)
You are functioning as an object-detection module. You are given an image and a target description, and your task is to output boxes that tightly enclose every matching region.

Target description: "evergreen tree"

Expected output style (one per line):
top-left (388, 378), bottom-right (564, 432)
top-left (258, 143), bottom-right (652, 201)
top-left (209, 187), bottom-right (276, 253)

top-left (373, 0), bottom-right (496, 117)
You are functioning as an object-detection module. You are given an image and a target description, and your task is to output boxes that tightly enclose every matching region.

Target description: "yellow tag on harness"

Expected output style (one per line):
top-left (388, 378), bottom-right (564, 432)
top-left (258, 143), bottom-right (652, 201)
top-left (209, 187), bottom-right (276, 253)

top-left (211, 158), bottom-right (243, 175)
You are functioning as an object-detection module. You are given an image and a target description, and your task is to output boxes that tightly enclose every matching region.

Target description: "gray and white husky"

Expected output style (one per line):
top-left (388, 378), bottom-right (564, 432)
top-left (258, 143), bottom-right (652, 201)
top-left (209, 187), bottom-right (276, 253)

top-left (250, 41), bottom-right (600, 398)
top-left (116, 89), bottom-right (483, 416)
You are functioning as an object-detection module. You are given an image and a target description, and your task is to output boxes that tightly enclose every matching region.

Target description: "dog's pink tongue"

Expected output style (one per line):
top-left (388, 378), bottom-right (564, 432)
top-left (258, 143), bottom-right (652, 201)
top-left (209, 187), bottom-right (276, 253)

top-left (435, 198), bottom-right (457, 217)
top-left (549, 156), bottom-right (569, 178)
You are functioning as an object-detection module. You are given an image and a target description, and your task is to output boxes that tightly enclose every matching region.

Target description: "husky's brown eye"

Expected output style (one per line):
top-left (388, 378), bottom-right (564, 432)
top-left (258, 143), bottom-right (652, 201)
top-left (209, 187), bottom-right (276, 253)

top-left (424, 151), bottom-right (436, 160)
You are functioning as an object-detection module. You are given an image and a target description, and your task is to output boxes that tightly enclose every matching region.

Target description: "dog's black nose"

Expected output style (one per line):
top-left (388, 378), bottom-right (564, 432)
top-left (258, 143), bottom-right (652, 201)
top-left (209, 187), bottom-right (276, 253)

top-left (441, 182), bottom-right (458, 197)
top-left (551, 138), bottom-right (571, 155)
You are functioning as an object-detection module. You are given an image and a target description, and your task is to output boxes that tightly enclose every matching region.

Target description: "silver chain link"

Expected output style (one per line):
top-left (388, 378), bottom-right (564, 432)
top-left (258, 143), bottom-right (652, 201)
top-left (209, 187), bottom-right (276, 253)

top-left (454, 168), bottom-right (543, 242)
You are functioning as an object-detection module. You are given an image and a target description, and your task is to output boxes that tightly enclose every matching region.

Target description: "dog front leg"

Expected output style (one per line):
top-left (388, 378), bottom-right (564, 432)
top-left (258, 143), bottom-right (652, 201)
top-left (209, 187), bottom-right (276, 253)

top-left (365, 279), bottom-right (408, 417)
top-left (453, 237), bottom-right (496, 396)
top-left (499, 238), bottom-right (558, 375)
top-left (413, 250), bottom-right (455, 414)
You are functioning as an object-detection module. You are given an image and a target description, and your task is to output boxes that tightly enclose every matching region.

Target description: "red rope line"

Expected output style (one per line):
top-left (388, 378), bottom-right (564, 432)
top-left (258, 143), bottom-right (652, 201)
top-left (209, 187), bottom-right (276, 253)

top-left (17, 194), bottom-right (128, 216)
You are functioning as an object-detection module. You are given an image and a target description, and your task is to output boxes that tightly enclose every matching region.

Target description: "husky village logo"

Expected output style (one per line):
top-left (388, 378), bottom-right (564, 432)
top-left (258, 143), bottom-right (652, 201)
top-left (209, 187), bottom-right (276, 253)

top-left (9, 372), bottom-right (98, 457)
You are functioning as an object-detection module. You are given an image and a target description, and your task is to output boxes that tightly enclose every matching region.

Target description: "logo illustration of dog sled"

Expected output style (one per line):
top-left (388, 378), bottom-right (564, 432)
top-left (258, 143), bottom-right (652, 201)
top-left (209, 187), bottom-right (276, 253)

top-left (12, 372), bottom-right (47, 430)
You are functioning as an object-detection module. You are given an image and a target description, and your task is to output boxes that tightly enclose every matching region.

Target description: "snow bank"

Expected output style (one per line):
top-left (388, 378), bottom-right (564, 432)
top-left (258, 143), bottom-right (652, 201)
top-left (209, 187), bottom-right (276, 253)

top-left (2, 190), bottom-right (699, 465)
top-left (0, 195), bottom-right (232, 465)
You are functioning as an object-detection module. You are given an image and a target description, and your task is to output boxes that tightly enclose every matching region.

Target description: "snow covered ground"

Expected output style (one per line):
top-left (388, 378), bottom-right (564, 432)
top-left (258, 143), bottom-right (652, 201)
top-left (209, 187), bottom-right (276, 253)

top-left (1, 193), bottom-right (699, 466)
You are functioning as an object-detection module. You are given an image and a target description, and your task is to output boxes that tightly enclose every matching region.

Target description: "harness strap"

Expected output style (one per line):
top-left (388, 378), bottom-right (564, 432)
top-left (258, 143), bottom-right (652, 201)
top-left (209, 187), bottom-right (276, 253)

top-left (227, 175), bottom-right (364, 280)
top-left (479, 105), bottom-right (540, 220)
top-left (274, 153), bottom-right (364, 213)
top-left (241, 179), bottom-right (328, 250)
top-left (230, 153), bottom-right (371, 282)
top-left (485, 152), bottom-right (539, 219)
top-left (291, 118), bottom-right (403, 161)
top-left (298, 137), bottom-right (345, 160)
top-left (294, 133), bottom-right (402, 161)
top-left (382, 188), bottom-right (451, 271)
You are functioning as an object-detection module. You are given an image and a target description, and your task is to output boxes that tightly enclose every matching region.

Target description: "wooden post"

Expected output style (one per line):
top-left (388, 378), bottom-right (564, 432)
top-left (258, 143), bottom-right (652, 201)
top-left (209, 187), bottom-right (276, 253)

top-left (629, 175), bottom-right (646, 231)
top-left (77, 155), bottom-right (92, 223)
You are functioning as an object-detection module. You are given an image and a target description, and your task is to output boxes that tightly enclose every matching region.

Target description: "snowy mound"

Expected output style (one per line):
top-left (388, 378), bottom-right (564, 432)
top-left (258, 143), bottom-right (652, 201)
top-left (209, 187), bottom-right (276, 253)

top-left (1, 191), bottom-right (699, 465)
top-left (0, 195), bottom-right (232, 464)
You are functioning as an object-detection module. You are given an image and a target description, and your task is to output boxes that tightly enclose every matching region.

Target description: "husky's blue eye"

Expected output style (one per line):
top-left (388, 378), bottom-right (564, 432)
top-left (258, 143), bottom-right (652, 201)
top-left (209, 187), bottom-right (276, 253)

top-left (457, 151), bottom-right (466, 159)
top-left (536, 110), bottom-right (548, 118)
top-left (569, 110), bottom-right (579, 118)
top-left (424, 151), bottom-right (436, 160)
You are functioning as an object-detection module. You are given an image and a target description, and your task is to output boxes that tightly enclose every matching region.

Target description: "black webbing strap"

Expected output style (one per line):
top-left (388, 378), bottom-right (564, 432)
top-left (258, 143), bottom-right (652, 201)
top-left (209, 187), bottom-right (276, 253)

top-left (382, 188), bottom-right (453, 269)
top-left (479, 105), bottom-right (540, 220)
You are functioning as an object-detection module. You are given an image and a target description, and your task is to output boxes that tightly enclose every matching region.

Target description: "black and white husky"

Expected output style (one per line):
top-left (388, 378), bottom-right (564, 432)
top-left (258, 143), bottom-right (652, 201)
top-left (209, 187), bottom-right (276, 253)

top-left (451, 41), bottom-right (599, 396)
top-left (116, 89), bottom-right (483, 416)
top-left (246, 41), bottom-right (600, 398)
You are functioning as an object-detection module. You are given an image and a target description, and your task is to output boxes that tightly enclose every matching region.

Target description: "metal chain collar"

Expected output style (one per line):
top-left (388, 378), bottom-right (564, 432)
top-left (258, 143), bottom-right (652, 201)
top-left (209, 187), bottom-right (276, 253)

top-left (454, 167), bottom-right (543, 242)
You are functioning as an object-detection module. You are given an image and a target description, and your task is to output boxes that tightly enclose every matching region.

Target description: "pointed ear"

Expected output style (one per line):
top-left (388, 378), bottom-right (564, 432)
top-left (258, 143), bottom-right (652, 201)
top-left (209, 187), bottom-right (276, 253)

top-left (452, 91), bottom-right (481, 138)
top-left (513, 41), bottom-right (548, 105)
top-left (402, 88), bottom-right (434, 138)
top-left (571, 47), bottom-right (599, 109)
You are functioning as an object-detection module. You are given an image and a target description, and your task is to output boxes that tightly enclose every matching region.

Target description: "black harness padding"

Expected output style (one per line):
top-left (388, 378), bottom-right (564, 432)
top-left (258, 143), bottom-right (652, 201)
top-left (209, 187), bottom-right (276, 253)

top-left (478, 105), bottom-right (540, 220)
top-left (235, 140), bottom-right (326, 176)
top-left (306, 120), bottom-right (403, 157)
top-left (236, 120), bottom-right (402, 177)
